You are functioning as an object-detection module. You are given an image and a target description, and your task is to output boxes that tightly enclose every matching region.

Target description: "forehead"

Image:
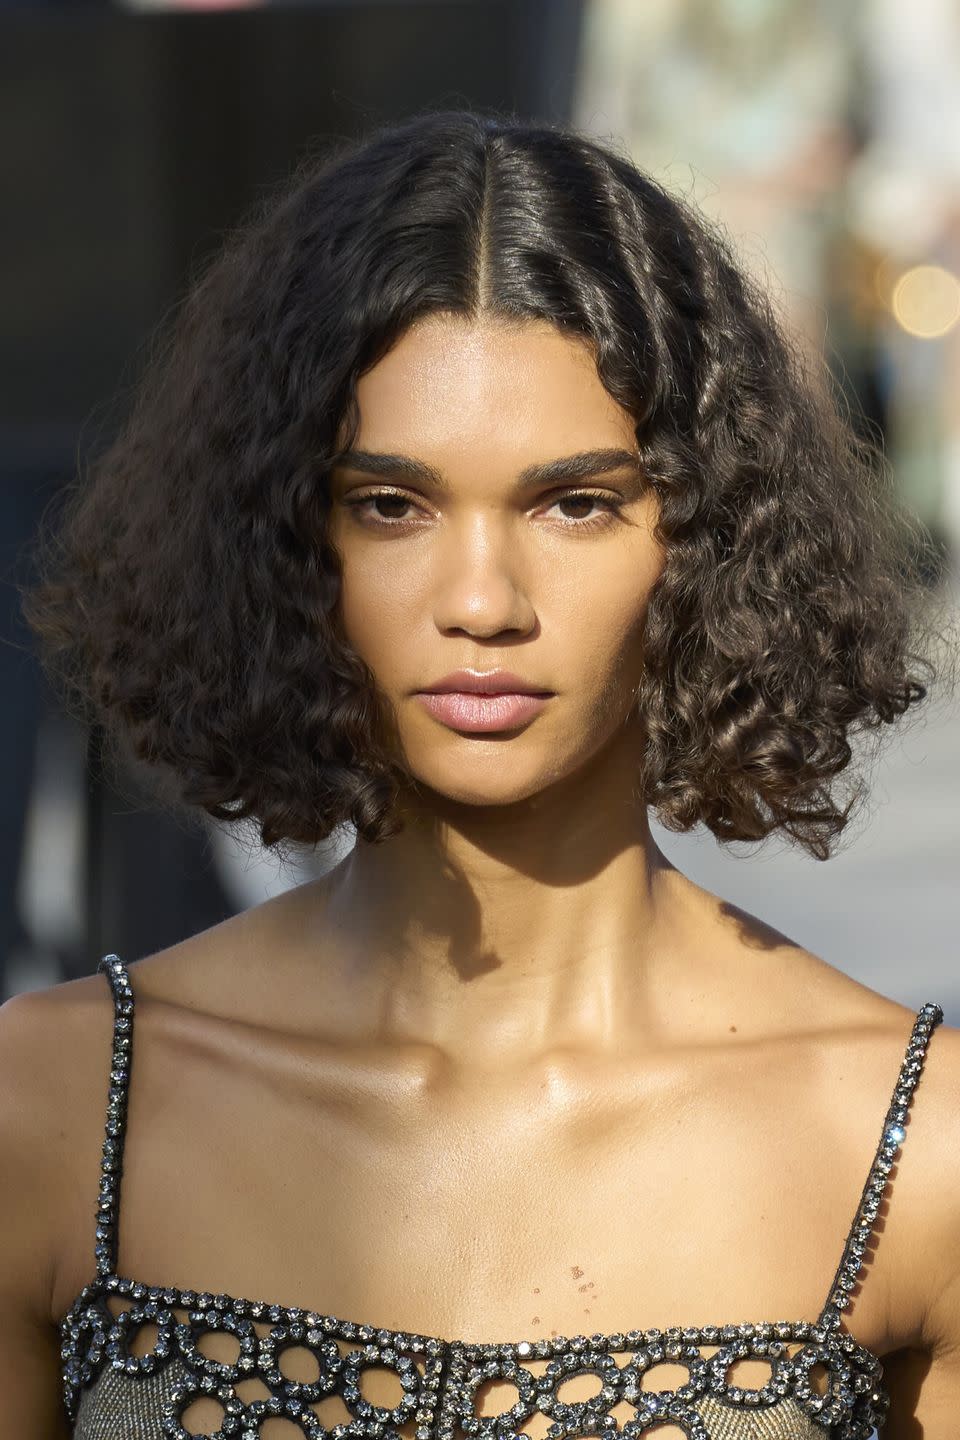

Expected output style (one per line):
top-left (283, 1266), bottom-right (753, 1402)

top-left (346, 313), bottom-right (637, 456)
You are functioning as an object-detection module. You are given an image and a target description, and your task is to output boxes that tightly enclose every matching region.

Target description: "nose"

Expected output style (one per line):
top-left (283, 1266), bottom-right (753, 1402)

top-left (431, 516), bottom-right (536, 639)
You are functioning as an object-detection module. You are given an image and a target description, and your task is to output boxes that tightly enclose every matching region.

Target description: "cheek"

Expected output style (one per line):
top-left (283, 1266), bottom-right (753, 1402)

top-left (335, 552), bottom-right (420, 666)
top-left (552, 554), bottom-right (656, 644)
top-left (341, 554), bottom-right (390, 608)
top-left (574, 609), bottom-right (648, 691)
top-left (560, 576), bottom-right (658, 713)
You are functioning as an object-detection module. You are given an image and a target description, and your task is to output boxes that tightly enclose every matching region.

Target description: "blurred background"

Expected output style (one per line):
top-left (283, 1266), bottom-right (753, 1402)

top-left (1, 0), bottom-right (958, 1037)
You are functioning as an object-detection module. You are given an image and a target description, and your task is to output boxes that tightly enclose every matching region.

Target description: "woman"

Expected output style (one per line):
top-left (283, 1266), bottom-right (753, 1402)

top-left (4, 108), bottom-right (959, 1439)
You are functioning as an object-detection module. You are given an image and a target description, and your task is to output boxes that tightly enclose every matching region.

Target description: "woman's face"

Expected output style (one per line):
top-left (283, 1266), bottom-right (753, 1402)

top-left (325, 312), bottom-right (665, 807)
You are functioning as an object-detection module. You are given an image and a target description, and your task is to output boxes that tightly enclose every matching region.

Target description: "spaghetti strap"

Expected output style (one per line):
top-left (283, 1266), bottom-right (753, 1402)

top-left (817, 999), bottom-right (944, 1333)
top-left (93, 953), bottom-right (135, 1279)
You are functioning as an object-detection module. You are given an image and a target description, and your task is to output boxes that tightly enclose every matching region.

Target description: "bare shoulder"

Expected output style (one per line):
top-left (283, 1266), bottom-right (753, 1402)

top-left (0, 874), bottom-right (335, 1190)
top-left (0, 973), bottom-right (118, 1293)
top-left (867, 1002), bottom-right (960, 1435)
top-left (0, 974), bottom-right (116, 1217)
top-left (770, 959), bottom-right (960, 1437)
top-left (0, 986), bottom-right (67, 1315)
top-left (0, 915), bottom-right (285, 1330)
top-left (0, 977), bottom-right (121, 1437)
top-left (894, 1007), bottom-right (960, 1344)
top-left (708, 886), bottom-right (958, 1323)
top-left (769, 941), bottom-right (960, 1436)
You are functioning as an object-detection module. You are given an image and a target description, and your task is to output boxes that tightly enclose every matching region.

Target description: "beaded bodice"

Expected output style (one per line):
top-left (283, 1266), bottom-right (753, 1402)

top-left (59, 955), bottom-right (944, 1440)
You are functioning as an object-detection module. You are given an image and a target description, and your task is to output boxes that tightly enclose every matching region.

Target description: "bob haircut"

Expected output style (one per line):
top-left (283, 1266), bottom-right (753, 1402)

top-left (21, 107), bottom-right (958, 865)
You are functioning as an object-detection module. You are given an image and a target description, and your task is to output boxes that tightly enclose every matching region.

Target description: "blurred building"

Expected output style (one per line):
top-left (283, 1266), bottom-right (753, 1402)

top-left (574, 0), bottom-right (960, 567)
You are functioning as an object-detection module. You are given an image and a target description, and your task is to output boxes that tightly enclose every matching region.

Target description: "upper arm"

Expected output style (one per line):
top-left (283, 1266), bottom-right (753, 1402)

top-left (883, 1018), bottom-right (960, 1438)
top-left (0, 988), bottom-right (75, 1439)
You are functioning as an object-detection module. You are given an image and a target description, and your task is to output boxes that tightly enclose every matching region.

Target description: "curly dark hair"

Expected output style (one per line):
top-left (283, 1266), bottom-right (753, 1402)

top-left (21, 107), bottom-right (958, 865)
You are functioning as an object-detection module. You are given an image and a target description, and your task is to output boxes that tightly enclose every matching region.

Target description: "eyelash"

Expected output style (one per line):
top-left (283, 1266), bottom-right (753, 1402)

top-left (340, 488), bottom-right (624, 532)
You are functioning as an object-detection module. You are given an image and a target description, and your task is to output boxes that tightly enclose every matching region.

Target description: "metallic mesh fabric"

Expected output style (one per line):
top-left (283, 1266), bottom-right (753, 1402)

top-left (60, 954), bottom-right (944, 1440)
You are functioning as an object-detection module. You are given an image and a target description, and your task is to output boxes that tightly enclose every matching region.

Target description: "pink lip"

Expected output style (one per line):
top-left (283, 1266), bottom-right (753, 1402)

top-left (421, 668), bottom-right (549, 695)
top-left (415, 691), bottom-right (551, 732)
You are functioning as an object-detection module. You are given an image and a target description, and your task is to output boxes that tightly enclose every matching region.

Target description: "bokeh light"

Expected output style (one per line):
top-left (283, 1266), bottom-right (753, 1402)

top-left (891, 263), bottom-right (960, 338)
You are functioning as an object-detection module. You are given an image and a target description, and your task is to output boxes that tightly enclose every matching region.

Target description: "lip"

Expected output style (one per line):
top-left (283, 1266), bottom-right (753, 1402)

top-left (419, 668), bottom-right (552, 696)
top-left (415, 690), bottom-right (551, 733)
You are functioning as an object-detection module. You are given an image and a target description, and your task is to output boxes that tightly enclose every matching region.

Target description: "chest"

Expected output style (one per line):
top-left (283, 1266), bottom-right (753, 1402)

top-left (61, 988), bottom-right (946, 1440)
top-left (62, 1023), bottom-right (906, 1357)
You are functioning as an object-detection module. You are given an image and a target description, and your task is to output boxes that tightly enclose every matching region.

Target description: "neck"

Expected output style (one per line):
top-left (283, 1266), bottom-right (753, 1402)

top-left (297, 727), bottom-right (719, 1068)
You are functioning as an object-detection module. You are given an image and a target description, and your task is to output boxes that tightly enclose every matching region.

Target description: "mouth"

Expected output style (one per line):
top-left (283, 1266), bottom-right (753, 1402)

top-left (414, 690), bottom-right (552, 733)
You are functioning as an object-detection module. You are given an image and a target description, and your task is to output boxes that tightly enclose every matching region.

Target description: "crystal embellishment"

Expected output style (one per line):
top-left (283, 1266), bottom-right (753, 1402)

top-left (59, 954), bottom-right (945, 1440)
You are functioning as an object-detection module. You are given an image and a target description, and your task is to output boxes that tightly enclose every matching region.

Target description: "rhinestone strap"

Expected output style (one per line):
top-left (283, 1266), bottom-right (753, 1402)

top-left (94, 953), bottom-right (135, 1278)
top-left (817, 1000), bottom-right (944, 1330)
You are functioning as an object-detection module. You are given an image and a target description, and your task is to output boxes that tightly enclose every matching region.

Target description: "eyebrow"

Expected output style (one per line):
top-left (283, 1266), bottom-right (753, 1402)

top-left (331, 446), bottom-right (644, 492)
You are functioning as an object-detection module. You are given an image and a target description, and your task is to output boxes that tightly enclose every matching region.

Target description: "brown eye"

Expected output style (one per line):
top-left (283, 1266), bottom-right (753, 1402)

top-left (555, 495), bottom-right (593, 519)
top-left (544, 490), bottom-right (623, 529)
top-left (342, 490), bottom-right (420, 524)
top-left (367, 495), bottom-right (414, 520)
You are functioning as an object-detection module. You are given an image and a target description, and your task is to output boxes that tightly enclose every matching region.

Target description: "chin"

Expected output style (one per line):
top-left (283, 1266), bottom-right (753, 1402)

top-left (410, 761), bottom-right (567, 810)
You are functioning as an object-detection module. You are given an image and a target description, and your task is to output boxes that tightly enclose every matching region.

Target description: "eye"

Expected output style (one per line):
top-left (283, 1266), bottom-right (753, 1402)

top-left (341, 490), bottom-right (419, 524)
top-left (340, 488), bottom-right (625, 531)
top-left (545, 490), bottom-right (623, 528)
